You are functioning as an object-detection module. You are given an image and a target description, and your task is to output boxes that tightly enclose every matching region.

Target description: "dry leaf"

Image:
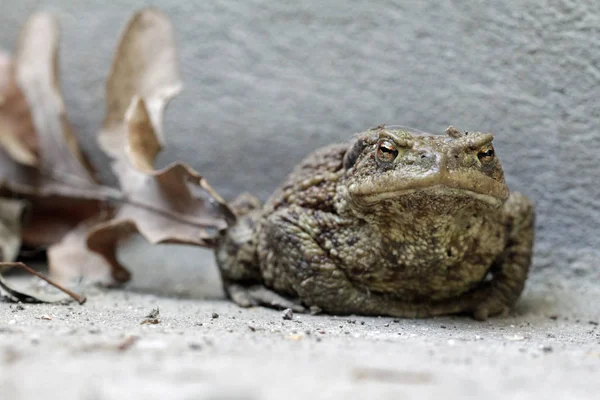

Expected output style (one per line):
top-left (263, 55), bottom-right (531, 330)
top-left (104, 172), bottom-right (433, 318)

top-left (3, 9), bottom-right (234, 288)
top-left (0, 198), bottom-right (27, 263)
top-left (84, 98), bottom-right (233, 282)
top-left (99, 8), bottom-right (182, 159)
top-left (20, 196), bottom-right (106, 247)
top-left (54, 9), bottom-right (234, 284)
top-left (0, 50), bottom-right (38, 166)
top-left (0, 198), bottom-right (86, 303)
top-left (15, 14), bottom-right (99, 186)
top-left (0, 13), bottom-right (109, 198)
top-left (0, 13), bottom-right (118, 247)
top-left (47, 214), bottom-right (120, 284)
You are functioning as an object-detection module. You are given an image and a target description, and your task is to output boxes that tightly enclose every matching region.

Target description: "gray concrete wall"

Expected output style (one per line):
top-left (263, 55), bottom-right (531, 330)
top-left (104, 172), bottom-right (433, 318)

top-left (2, 1), bottom-right (599, 275)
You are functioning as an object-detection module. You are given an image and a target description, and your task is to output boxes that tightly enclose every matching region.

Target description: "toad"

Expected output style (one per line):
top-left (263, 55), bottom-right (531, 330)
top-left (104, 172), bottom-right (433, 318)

top-left (216, 126), bottom-right (534, 320)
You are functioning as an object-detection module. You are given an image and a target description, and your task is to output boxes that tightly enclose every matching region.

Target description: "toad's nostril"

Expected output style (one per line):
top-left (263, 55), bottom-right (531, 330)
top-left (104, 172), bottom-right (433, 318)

top-left (419, 150), bottom-right (432, 160)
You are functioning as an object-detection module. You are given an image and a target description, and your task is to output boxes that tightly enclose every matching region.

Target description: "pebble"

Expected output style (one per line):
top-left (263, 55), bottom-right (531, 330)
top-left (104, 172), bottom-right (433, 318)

top-left (541, 345), bottom-right (553, 353)
top-left (282, 308), bottom-right (294, 320)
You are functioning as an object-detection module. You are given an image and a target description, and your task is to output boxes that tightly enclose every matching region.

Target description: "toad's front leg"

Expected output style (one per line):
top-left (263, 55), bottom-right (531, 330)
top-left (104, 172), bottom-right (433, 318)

top-left (471, 193), bottom-right (535, 320)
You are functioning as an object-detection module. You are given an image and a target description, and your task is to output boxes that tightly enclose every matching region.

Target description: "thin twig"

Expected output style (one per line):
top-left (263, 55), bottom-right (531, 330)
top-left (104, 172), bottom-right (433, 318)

top-left (0, 262), bottom-right (86, 304)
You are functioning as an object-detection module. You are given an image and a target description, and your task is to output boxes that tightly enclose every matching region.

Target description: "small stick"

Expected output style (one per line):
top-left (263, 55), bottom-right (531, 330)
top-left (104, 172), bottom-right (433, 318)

top-left (0, 262), bottom-right (87, 304)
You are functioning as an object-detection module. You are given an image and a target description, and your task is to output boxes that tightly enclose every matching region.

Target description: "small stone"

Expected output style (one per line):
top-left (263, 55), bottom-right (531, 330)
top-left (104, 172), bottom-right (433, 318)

top-left (282, 308), bottom-right (294, 320)
top-left (248, 325), bottom-right (256, 332)
top-left (188, 342), bottom-right (202, 351)
top-left (211, 313), bottom-right (219, 319)
top-left (145, 307), bottom-right (160, 319)
top-left (541, 345), bottom-right (553, 353)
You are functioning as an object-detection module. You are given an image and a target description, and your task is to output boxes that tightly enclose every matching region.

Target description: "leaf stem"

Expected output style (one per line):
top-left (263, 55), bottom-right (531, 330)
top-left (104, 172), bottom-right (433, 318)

top-left (0, 261), bottom-right (86, 304)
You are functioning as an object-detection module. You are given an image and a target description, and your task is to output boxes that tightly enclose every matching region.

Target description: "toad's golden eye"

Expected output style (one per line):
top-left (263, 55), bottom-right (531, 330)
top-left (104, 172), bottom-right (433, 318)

top-left (376, 141), bottom-right (399, 163)
top-left (477, 146), bottom-right (495, 163)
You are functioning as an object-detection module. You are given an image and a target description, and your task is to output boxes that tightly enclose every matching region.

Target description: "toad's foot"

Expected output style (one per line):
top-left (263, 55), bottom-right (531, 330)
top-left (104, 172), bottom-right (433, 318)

top-left (226, 283), bottom-right (306, 313)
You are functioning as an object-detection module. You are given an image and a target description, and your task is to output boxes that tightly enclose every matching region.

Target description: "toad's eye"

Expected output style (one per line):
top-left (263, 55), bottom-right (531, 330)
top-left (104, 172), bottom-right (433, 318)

top-left (376, 141), bottom-right (399, 163)
top-left (477, 146), bottom-right (495, 163)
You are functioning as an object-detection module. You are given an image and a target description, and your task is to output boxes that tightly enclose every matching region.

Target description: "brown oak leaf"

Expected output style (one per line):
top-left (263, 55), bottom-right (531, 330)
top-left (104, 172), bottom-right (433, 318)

top-left (48, 9), bottom-right (234, 284)
top-left (0, 13), bottom-right (117, 247)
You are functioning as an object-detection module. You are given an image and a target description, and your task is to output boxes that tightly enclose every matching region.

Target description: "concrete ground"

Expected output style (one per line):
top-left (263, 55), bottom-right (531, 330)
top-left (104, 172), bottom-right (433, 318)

top-left (1, 2), bottom-right (600, 399)
top-left (1, 245), bottom-right (599, 400)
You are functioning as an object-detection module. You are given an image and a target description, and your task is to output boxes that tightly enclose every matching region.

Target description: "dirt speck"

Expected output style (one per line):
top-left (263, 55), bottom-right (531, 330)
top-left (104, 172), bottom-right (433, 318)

top-left (352, 367), bottom-right (433, 385)
top-left (188, 342), bottom-right (202, 351)
top-left (145, 307), bottom-right (160, 319)
top-left (541, 345), bottom-right (553, 353)
top-left (117, 335), bottom-right (138, 351)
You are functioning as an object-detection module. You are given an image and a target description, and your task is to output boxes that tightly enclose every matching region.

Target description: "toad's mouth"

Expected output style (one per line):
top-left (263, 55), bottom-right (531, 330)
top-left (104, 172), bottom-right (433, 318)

top-left (356, 185), bottom-right (504, 207)
top-left (348, 168), bottom-right (509, 208)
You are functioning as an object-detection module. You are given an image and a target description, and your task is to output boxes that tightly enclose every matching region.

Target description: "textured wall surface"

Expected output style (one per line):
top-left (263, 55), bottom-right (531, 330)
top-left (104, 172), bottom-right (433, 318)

top-left (1, 1), bottom-right (599, 275)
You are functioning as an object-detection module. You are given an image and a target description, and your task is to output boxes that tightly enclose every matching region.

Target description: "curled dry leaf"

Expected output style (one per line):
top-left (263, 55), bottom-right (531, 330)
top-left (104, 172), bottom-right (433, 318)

top-left (0, 50), bottom-right (38, 166)
top-left (84, 97), bottom-right (234, 283)
top-left (49, 9), bottom-right (234, 284)
top-left (0, 13), bottom-right (118, 247)
top-left (15, 14), bottom-right (99, 185)
top-left (4, 13), bottom-right (106, 196)
top-left (99, 7), bottom-right (182, 159)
